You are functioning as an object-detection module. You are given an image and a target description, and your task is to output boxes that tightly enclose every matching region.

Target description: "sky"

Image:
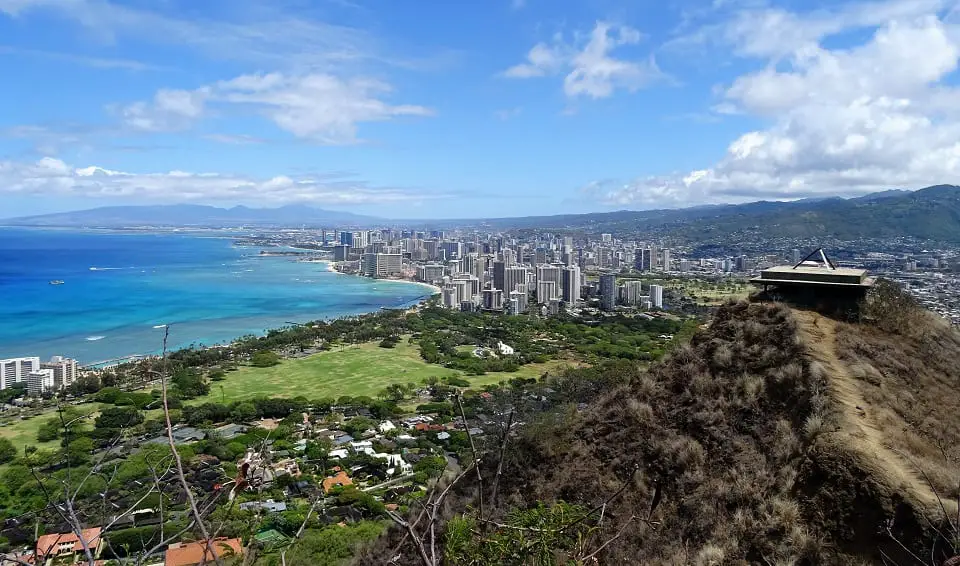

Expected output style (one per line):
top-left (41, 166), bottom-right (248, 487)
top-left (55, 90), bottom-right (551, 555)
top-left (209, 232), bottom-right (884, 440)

top-left (2, 0), bottom-right (960, 219)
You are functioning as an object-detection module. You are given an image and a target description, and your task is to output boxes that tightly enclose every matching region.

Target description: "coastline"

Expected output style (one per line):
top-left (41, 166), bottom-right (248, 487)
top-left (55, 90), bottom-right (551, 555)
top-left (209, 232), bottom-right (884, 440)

top-left (86, 263), bottom-right (438, 368)
top-left (323, 260), bottom-right (441, 294)
top-left (0, 229), bottom-right (438, 365)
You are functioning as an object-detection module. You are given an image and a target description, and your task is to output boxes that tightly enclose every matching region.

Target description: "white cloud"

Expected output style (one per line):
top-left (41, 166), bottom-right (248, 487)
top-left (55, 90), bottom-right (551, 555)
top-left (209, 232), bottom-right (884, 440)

top-left (118, 88), bottom-right (209, 132)
top-left (504, 22), bottom-right (664, 98)
top-left (117, 72), bottom-right (432, 143)
top-left (0, 44), bottom-right (164, 70)
top-left (0, 157), bottom-right (441, 205)
top-left (0, 0), bottom-right (376, 70)
top-left (591, 2), bottom-right (960, 208)
top-left (215, 73), bottom-right (433, 142)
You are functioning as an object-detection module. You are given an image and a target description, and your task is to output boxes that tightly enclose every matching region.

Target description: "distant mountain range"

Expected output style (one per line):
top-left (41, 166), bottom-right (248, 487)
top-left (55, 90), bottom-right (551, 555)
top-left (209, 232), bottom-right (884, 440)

top-left (3, 204), bottom-right (381, 228)
top-left (6, 185), bottom-right (960, 242)
top-left (456, 185), bottom-right (960, 243)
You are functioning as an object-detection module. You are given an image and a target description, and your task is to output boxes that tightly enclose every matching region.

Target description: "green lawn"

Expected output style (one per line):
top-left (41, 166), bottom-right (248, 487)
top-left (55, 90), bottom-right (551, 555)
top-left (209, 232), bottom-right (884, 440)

top-left (199, 340), bottom-right (578, 404)
top-left (0, 403), bottom-right (104, 455)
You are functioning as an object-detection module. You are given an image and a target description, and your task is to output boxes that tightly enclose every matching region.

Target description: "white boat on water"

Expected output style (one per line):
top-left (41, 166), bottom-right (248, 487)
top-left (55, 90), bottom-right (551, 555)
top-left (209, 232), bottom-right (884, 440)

top-left (49, 280), bottom-right (65, 285)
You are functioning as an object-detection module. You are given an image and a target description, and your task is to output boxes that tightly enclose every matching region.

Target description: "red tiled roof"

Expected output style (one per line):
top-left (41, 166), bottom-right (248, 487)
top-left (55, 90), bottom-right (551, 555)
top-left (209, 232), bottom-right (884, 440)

top-left (322, 471), bottom-right (353, 493)
top-left (36, 528), bottom-right (102, 558)
top-left (164, 538), bottom-right (243, 566)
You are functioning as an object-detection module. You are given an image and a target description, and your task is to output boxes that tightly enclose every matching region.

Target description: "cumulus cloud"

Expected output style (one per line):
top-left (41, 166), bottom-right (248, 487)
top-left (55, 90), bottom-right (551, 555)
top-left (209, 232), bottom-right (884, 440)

top-left (0, 157), bottom-right (441, 205)
top-left (117, 72), bottom-right (432, 143)
top-left (592, 1), bottom-right (960, 208)
top-left (504, 22), bottom-right (664, 98)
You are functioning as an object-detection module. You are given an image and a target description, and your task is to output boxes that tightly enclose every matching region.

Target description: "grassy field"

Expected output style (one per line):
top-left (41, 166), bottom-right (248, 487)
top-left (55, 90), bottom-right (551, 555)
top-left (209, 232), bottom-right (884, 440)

top-left (200, 340), bottom-right (579, 404)
top-left (0, 403), bottom-right (105, 455)
top-left (0, 343), bottom-right (578, 453)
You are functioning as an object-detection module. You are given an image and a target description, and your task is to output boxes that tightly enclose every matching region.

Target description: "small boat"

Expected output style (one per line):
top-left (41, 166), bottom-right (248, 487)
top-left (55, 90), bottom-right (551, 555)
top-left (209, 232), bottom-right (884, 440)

top-left (49, 280), bottom-right (65, 285)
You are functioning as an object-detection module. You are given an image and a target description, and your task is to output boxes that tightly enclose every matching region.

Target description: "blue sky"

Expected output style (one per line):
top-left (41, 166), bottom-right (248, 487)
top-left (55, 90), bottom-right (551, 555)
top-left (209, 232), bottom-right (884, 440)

top-left (2, 0), bottom-right (960, 219)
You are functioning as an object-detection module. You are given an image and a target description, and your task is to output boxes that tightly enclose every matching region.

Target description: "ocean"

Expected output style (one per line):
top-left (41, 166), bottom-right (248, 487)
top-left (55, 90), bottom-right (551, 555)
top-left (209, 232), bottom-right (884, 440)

top-left (0, 228), bottom-right (433, 364)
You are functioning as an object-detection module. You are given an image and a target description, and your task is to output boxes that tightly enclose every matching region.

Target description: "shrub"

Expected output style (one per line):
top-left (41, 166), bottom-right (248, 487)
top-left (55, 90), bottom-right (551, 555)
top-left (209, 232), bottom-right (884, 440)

top-left (250, 351), bottom-right (281, 367)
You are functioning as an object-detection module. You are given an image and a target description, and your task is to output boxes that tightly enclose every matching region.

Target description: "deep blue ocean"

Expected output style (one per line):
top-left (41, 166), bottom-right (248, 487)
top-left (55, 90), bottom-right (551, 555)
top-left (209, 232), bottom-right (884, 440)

top-left (0, 228), bottom-right (432, 364)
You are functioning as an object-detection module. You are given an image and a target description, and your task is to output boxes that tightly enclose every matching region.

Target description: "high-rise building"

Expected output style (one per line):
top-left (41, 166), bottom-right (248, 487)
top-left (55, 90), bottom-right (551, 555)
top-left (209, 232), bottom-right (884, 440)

top-left (535, 265), bottom-right (562, 302)
top-left (598, 248), bottom-right (612, 268)
top-left (621, 280), bottom-right (644, 305)
top-left (649, 284), bottom-right (664, 308)
top-left (439, 241), bottom-right (462, 260)
top-left (792, 249), bottom-right (802, 265)
top-left (361, 253), bottom-right (402, 278)
top-left (601, 233), bottom-right (612, 243)
top-left (508, 290), bottom-right (528, 314)
top-left (41, 356), bottom-right (77, 390)
top-left (333, 244), bottom-right (352, 261)
top-left (492, 261), bottom-right (506, 291)
top-left (416, 264), bottom-right (445, 283)
top-left (561, 265), bottom-right (581, 305)
top-left (536, 280), bottom-right (557, 304)
top-left (482, 289), bottom-right (504, 310)
top-left (452, 274), bottom-right (481, 298)
top-left (679, 259), bottom-right (691, 273)
top-left (662, 249), bottom-right (671, 272)
top-left (504, 267), bottom-right (527, 298)
top-left (442, 287), bottom-right (459, 308)
top-left (27, 369), bottom-right (55, 397)
top-left (0, 357), bottom-right (39, 390)
top-left (599, 274), bottom-right (617, 311)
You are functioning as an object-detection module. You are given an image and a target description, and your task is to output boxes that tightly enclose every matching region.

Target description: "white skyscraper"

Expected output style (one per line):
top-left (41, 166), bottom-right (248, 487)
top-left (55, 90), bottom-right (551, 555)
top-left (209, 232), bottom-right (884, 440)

top-left (27, 369), bottom-right (55, 397)
top-left (0, 357), bottom-right (40, 390)
top-left (361, 253), bottom-right (402, 278)
top-left (41, 356), bottom-right (78, 390)
top-left (621, 280), bottom-right (644, 305)
top-left (649, 284), bottom-right (664, 308)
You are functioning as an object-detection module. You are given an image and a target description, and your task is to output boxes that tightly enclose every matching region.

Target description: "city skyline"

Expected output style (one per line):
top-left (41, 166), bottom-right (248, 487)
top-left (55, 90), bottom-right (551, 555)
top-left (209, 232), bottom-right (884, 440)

top-left (4, 0), bottom-right (960, 219)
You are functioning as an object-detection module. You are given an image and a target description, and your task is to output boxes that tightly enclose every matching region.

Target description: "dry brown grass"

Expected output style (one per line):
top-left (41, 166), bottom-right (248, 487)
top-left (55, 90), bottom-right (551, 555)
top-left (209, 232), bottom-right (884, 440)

top-left (359, 302), bottom-right (959, 565)
top-left (833, 311), bottom-right (960, 501)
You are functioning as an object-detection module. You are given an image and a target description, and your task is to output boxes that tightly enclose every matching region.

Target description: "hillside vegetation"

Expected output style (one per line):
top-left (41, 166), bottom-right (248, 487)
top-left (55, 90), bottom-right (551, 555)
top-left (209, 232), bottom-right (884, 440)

top-left (363, 300), bottom-right (960, 565)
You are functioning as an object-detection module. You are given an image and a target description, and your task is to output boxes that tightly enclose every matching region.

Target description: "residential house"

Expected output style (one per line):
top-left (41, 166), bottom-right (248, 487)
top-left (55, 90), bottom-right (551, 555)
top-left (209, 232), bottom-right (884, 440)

top-left (238, 499), bottom-right (287, 513)
top-left (378, 420), bottom-right (396, 433)
top-left (164, 538), bottom-right (243, 566)
top-left (349, 440), bottom-right (374, 455)
top-left (213, 423), bottom-right (248, 440)
top-left (35, 527), bottom-right (103, 565)
top-left (322, 469), bottom-right (353, 493)
top-left (374, 453), bottom-right (412, 475)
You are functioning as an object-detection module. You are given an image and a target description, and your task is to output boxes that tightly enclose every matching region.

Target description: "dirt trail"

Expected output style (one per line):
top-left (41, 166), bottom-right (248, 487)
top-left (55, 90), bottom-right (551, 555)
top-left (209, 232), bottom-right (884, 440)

top-left (793, 309), bottom-right (946, 512)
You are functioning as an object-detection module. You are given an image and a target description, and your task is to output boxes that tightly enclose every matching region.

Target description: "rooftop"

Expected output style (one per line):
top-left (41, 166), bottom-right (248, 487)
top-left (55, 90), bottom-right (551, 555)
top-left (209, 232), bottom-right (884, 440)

top-left (165, 538), bottom-right (243, 566)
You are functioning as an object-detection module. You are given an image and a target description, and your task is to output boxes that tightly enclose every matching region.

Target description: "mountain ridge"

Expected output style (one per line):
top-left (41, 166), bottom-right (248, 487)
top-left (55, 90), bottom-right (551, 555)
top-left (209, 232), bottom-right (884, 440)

top-left (3, 203), bottom-right (381, 228)
top-left (6, 185), bottom-right (960, 242)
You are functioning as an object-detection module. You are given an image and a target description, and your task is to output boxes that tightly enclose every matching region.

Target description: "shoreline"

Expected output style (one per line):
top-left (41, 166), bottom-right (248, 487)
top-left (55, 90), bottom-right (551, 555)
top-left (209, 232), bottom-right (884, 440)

top-left (83, 263), bottom-right (438, 369)
top-left (323, 260), bottom-right (441, 293)
top-left (1, 231), bottom-right (438, 367)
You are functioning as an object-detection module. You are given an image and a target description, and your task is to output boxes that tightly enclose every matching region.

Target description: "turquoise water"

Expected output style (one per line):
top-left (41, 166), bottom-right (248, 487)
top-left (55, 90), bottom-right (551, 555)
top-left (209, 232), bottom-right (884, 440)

top-left (0, 228), bottom-right (432, 364)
